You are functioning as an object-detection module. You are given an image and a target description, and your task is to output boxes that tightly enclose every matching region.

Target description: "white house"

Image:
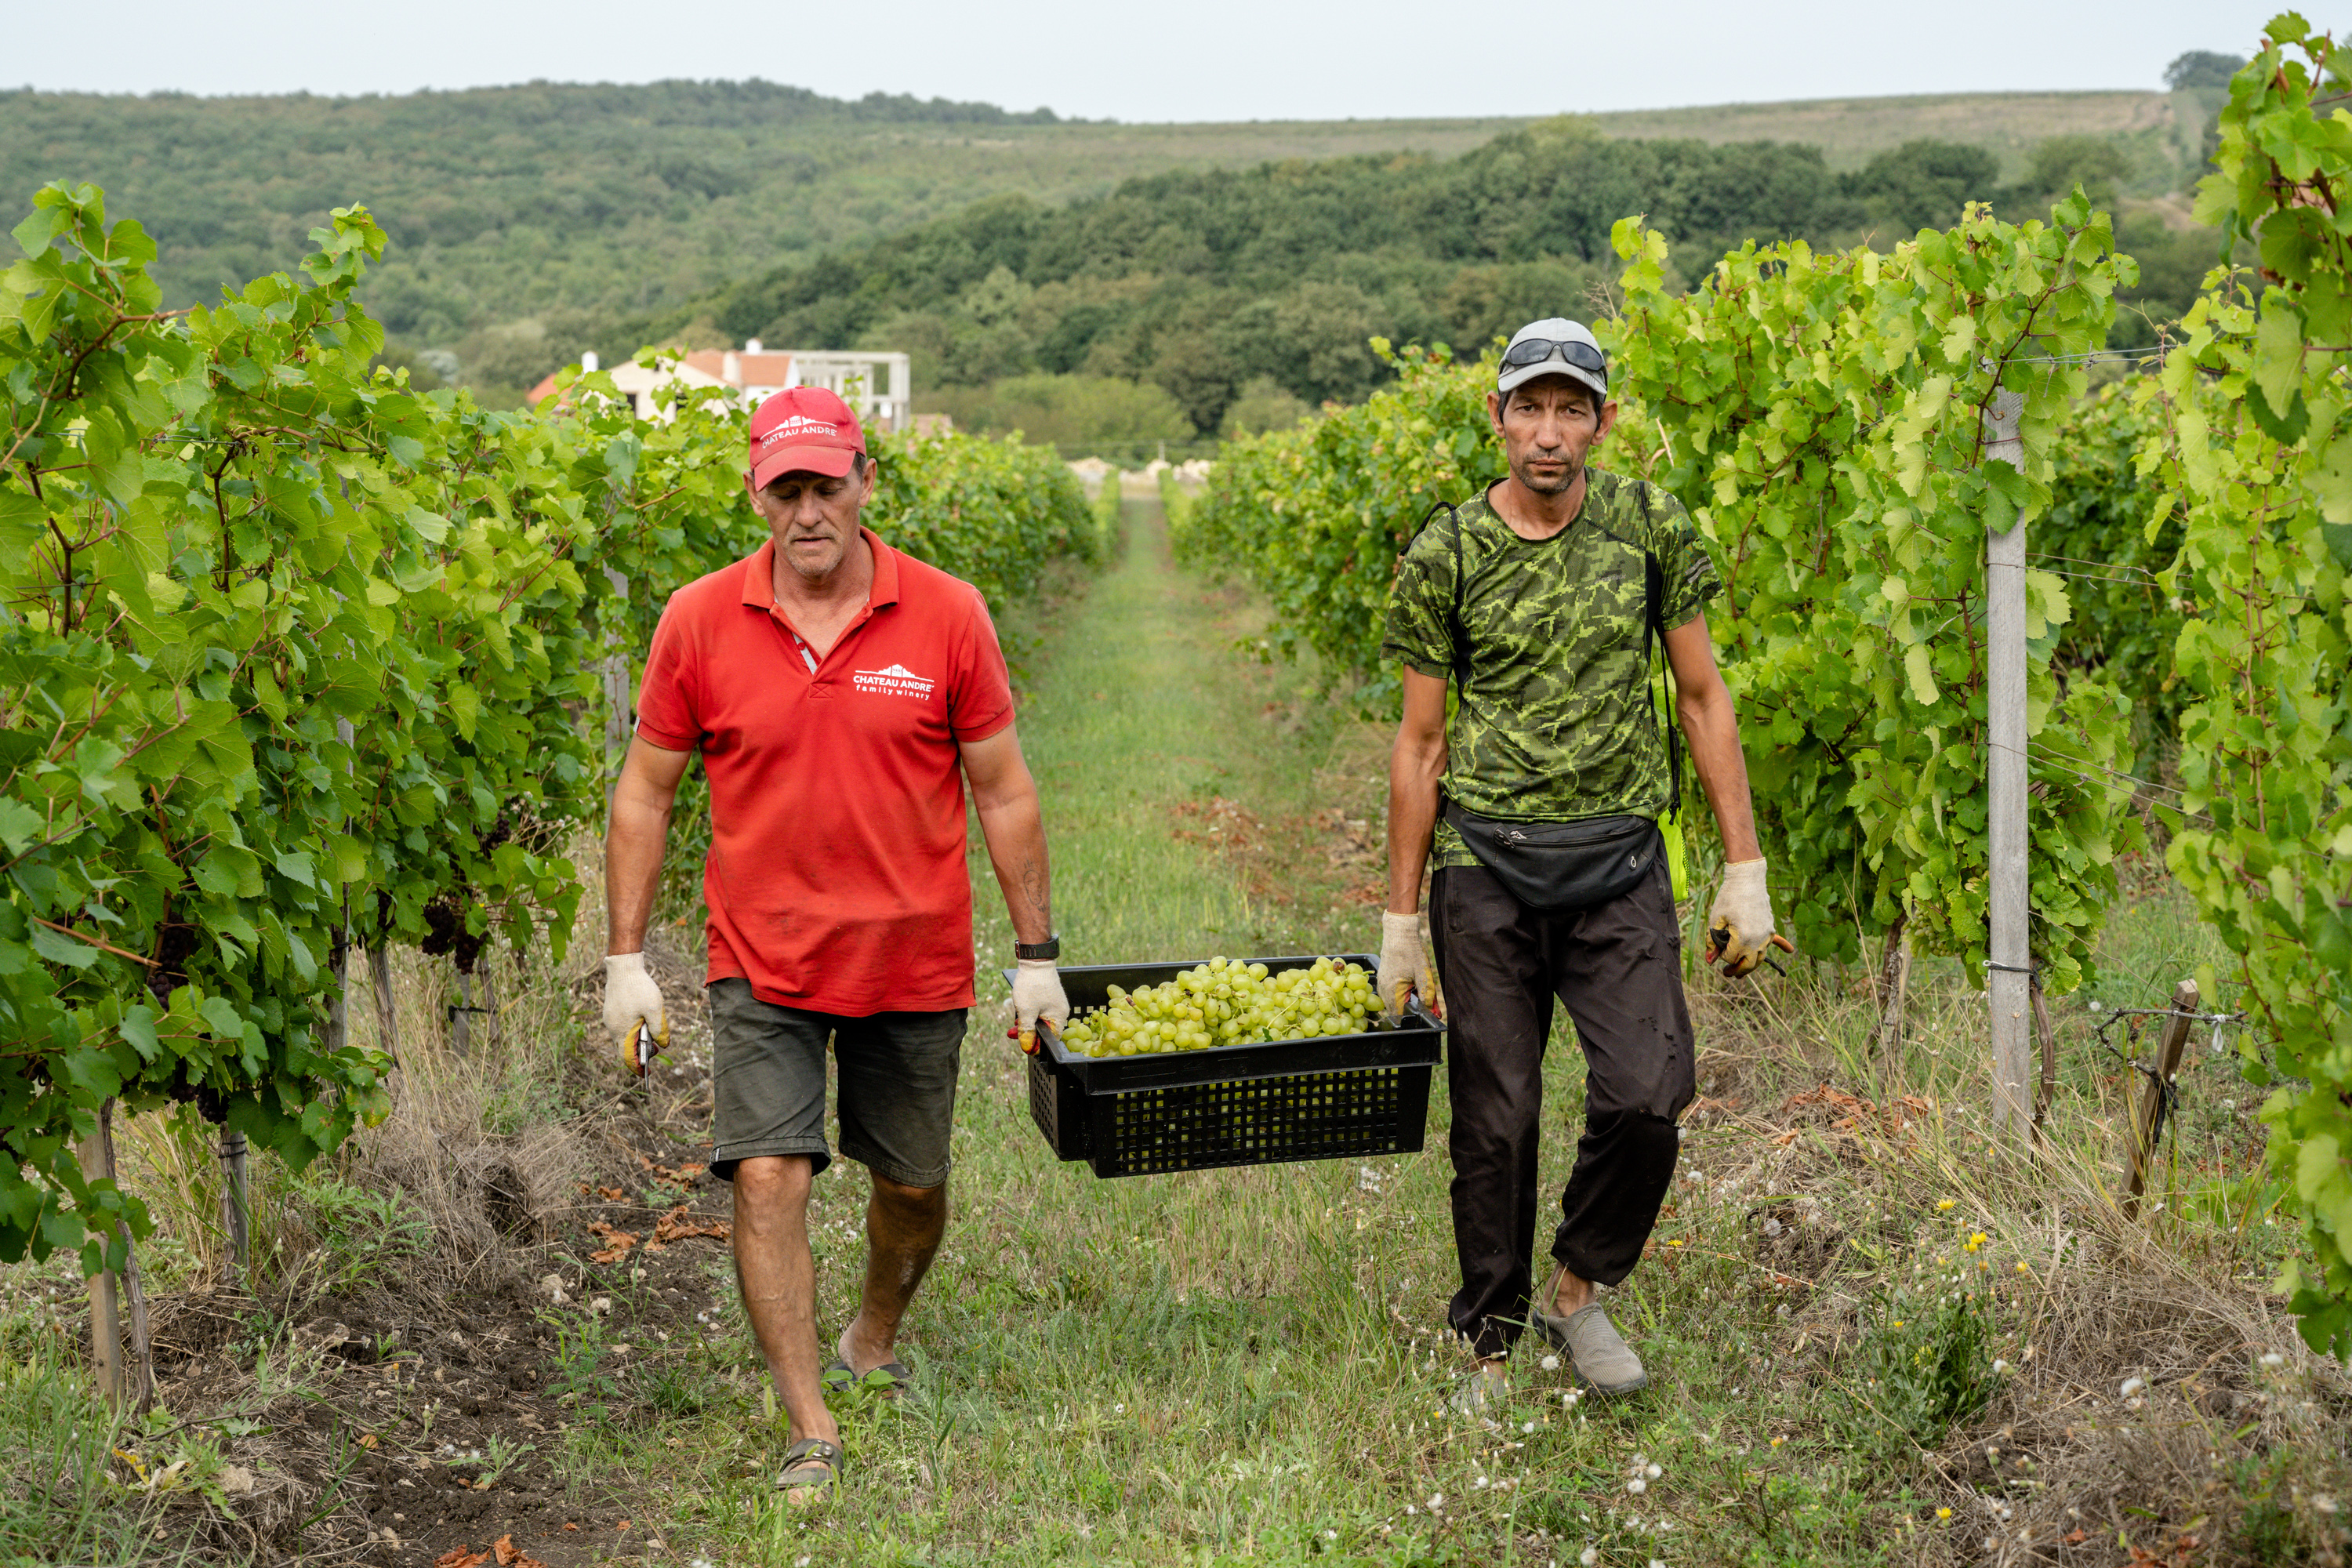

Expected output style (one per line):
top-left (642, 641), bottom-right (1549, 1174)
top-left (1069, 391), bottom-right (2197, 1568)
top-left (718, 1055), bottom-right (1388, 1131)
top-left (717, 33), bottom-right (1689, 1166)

top-left (530, 343), bottom-right (913, 431)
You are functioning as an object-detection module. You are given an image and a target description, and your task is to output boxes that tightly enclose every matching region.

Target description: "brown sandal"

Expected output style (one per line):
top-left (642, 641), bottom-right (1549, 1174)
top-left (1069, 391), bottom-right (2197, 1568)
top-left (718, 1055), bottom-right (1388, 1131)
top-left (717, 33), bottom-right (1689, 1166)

top-left (775, 1437), bottom-right (840, 1503)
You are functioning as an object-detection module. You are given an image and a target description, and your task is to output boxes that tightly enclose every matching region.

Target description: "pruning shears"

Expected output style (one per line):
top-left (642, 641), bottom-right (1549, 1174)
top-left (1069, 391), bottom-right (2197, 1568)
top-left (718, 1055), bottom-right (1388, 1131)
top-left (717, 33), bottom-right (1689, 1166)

top-left (1006, 1021), bottom-right (1058, 1057)
top-left (1705, 924), bottom-right (1797, 978)
top-left (623, 1018), bottom-right (670, 1078)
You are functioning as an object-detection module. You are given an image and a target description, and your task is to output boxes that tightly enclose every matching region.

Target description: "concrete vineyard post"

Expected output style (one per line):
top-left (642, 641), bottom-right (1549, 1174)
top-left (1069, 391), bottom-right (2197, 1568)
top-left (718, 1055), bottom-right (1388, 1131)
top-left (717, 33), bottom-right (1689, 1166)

top-left (1982, 387), bottom-right (2032, 1140)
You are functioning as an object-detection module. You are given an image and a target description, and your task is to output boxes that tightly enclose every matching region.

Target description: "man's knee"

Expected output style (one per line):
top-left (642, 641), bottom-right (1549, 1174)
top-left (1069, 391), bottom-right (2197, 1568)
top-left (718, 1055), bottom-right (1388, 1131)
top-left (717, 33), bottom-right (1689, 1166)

top-left (732, 1155), bottom-right (815, 1217)
top-left (871, 1170), bottom-right (947, 1218)
top-left (1584, 1108), bottom-right (1682, 1163)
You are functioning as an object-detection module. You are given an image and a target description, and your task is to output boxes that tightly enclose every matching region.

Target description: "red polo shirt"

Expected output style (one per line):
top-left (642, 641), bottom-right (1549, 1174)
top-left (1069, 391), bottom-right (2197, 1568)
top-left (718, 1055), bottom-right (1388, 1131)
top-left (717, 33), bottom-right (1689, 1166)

top-left (633, 531), bottom-right (1015, 1016)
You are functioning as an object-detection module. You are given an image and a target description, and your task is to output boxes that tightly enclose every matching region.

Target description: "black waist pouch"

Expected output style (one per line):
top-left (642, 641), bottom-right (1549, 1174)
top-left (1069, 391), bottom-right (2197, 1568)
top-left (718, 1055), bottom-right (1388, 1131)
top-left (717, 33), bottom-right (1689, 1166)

top-left (1443, 800), bottom-right (1662, 915)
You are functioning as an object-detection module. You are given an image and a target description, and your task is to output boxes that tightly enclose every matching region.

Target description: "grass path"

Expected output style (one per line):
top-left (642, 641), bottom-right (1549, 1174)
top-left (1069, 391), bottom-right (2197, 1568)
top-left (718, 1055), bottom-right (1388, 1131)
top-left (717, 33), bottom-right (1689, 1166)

top-left (979, 496), bottom-right (1321, 970)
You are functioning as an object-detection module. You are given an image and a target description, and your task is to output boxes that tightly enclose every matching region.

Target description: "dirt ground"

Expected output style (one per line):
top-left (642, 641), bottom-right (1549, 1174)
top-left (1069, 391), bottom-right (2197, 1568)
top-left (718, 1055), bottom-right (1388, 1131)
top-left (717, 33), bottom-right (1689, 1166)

top-left (130, 1022), bottom-right (738, 1567)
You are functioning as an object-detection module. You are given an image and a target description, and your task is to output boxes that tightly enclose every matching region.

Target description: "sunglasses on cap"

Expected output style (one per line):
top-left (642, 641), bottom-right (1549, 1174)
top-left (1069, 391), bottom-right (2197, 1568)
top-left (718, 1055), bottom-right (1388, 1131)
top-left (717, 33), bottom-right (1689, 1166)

top-left (1500, 337), bottom-right (1609, 383)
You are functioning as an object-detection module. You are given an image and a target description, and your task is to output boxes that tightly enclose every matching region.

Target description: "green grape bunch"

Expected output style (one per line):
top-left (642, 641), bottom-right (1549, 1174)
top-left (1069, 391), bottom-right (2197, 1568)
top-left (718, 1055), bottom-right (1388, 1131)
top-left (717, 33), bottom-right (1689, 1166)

top-left (1058, 957), bottom-right (1384, 1058)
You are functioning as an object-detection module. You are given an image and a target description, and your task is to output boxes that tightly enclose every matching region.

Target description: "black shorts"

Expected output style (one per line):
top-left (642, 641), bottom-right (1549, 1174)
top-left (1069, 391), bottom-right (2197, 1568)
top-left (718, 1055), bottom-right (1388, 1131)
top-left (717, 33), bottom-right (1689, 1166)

top-left (706, 978), bottom-right (967, 1188)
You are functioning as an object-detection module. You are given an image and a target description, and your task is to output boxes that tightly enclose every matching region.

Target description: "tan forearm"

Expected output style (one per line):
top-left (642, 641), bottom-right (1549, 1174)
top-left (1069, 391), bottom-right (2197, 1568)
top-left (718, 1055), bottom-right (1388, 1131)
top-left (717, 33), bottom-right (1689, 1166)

top-left (976, 788), bottom-right (1053, 946)
top-left (605, 791), bottom-right (671, 956)
top-left (1678, 685), bottom-right (1761, 863)
top-left (1386, 735), bottom-right (1445, 915)
top-left (605, 739), bottom-right (688, 955)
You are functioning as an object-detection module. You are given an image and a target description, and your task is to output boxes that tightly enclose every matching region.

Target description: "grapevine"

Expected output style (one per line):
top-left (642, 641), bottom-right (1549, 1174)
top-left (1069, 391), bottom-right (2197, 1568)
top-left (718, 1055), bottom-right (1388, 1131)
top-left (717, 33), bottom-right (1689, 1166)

top-left (2135, 14), bottom-right (2352, 1356)
top-left (0, 182), bottom-right (1102, 1277)
top-left (1192, 207), bottom-right (2136, 986)
top-left (1607, 204), bottom-right (2139, 985)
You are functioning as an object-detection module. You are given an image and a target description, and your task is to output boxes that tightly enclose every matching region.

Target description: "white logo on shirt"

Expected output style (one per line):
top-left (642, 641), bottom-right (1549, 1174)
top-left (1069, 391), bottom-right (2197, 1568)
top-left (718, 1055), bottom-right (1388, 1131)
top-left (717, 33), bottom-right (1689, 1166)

top-left (853, 662), bottom-right (936, 699)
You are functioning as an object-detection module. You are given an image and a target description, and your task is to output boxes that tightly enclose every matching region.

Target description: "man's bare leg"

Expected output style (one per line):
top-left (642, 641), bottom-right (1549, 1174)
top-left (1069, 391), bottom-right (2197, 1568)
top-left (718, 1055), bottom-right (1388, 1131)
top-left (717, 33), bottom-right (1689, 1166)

top-left (731, 1156), bottom-right (839, 1464)
top-left (1472, 1269), bottom-right (1596, 1383)
top-left (1546, 1266), bottom-right (1595, 1316)
top-left (837, 1173), bottom-right (947, 1376)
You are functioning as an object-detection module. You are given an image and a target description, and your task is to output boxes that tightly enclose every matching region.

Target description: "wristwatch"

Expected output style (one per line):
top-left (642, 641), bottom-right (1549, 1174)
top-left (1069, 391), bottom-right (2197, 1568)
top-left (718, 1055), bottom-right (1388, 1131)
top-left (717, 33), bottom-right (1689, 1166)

top-left (1014, 935), bottom-right (1061, 960)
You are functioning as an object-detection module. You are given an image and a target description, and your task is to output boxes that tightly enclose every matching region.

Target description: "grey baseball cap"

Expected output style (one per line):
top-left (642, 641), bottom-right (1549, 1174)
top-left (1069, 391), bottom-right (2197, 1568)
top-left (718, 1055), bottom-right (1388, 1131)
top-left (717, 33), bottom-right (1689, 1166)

top-left (1497, 318), bottom-right (1608, 401)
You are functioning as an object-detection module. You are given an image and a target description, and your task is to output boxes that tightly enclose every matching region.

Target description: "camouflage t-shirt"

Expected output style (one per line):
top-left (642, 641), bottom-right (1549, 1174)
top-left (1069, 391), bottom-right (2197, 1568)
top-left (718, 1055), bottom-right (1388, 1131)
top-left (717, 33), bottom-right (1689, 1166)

top-left (1381, 470), bottom-right (1722, 870)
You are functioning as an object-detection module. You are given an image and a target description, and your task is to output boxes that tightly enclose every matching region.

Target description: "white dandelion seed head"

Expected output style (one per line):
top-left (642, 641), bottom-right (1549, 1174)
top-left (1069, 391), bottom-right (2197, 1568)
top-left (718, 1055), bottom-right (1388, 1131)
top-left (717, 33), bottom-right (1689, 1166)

top-left (1429, 1494), bottom-right (1444, 1510)
top-left (1627, 1477), bottom-right (1648, 1494)
top-left (1992, 1359), bottom-right (2011, 1374)
top-left (1475, 1477), bottom-right (1490, 1490)
top-left (2312, 1496), bottom-right (2338, 1515)
top-left (1646, 1462), bottom-right (1664, 1479)
top-left (2119, 1377), bottom-right (2147, 1399)
top-left (1581, 1549), bottom-right (1599, 1566)
top-left (2260, 1352), bottom-right (2285, 1367)
top-left (1541, 1354), bottom-right (1562, 1371)
top-left (1523, 1420), bottom-right (1538, 1433)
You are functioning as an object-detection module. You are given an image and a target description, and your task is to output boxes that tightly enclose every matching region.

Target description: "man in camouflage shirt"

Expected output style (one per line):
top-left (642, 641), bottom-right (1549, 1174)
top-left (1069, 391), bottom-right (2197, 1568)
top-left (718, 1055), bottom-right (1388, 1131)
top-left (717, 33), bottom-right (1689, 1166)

top-left (1377, 318), bottom-right (1784, 1406)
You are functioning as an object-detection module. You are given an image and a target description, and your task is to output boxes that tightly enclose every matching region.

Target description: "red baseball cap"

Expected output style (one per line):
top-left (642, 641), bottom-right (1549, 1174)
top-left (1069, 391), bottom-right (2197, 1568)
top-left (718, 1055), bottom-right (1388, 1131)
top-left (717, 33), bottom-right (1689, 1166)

top-left (746, 387), bottom-right (866, 491)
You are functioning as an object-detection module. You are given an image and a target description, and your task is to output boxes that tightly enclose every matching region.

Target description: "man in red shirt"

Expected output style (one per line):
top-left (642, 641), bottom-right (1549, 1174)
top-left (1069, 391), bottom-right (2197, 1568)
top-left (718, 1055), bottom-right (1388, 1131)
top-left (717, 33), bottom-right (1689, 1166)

top-left (600, 387), bottom-right (1067, 1504)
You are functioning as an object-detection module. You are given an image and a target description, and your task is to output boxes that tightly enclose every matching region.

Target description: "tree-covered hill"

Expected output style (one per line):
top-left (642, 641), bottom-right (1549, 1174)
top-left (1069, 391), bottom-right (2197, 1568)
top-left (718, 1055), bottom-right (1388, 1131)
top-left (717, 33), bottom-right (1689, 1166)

top-left (5, 79), bottom-right (2183, 343)
top-left (649, 121), bottom-right (2216, 438)
top-left (0, 81), bottom-right (1527, 342)
top-left (3, 78), bottom-right (2216, 422)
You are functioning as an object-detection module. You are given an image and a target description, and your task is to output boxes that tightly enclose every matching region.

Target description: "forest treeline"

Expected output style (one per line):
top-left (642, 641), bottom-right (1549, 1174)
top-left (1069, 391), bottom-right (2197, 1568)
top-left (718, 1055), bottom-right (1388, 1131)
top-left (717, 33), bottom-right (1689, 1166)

top-left (6, 75), bottom-right (2230, 434)
top-left (0, 78), bottom-right (1067, 343)
top-left (638, 120), bottom-right (2221, 440)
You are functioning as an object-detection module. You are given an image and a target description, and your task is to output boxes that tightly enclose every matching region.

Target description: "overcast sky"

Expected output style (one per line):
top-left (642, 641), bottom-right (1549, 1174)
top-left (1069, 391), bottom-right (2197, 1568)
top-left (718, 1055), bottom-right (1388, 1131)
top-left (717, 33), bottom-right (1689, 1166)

top-left (10, 1), bottom-right (2326, 120)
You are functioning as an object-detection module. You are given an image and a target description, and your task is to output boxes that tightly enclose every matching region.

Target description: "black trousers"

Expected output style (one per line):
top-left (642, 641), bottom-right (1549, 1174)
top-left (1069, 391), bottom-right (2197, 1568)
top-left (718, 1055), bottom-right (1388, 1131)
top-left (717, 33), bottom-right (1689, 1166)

top-left (1430, 858), bottom-right (1696, 1357)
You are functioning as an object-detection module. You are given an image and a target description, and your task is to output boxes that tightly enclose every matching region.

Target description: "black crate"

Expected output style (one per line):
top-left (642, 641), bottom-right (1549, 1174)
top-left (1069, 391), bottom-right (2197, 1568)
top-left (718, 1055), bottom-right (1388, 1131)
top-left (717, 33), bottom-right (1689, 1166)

top-left (1015, 955), bottom-right (1443, 1179)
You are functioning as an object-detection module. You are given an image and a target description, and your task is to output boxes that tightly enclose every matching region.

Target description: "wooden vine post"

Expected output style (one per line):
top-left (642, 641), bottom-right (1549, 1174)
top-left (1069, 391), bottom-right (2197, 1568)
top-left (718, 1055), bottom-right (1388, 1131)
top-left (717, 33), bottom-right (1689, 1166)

top-left (1982, 387), bottom-right (2034, 1139)
top-left (78, 1102), bottom-right (156, 1408)
top-left (219, 1129), bottom-right (251, 1285)
top-left (368, 946), bottom-right (401, 1060)
top-left (2122, 978), bottom-right (2200, 1220)
top-left (78, 1123), bottom-right (122, 1406)
top-left (1873, 910), bottom-right (1912, 1053)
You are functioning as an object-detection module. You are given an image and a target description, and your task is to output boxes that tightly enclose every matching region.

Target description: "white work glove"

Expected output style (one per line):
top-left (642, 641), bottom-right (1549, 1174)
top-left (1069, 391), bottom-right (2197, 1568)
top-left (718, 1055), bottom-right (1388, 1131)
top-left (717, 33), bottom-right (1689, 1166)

top-left (1377, 910), bottom-right (1439, 1020)
top-left (603, 953), bottom-right (668, 1076)
top-left (1011, 958), bottom-right (1069, 1053)
top-left (1705, 859), bottom-right (1793, 978)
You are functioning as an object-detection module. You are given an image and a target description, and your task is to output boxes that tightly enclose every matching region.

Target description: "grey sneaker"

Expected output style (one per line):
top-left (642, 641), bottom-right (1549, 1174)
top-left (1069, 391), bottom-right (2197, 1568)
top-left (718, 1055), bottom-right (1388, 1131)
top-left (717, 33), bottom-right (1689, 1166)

top-left (1531, 1300), bottom-right (1649, 1395)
